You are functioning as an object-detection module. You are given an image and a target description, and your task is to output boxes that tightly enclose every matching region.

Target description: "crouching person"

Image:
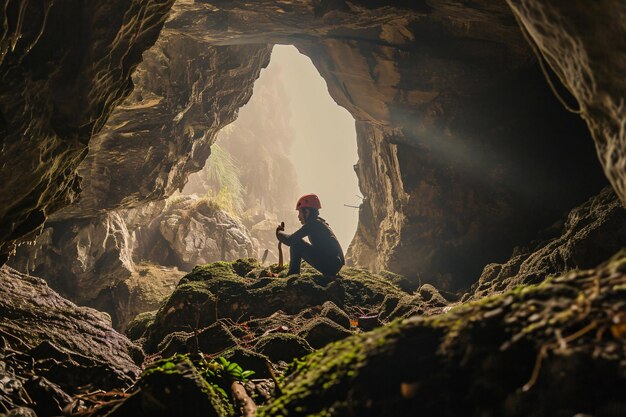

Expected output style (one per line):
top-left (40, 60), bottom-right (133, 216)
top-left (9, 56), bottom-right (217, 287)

top-left (276, 194), bottom-right (345, 276)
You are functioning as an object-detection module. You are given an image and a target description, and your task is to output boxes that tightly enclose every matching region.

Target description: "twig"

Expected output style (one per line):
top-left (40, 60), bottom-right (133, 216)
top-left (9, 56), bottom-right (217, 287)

top-left (265, 359), bottom-right (282, 396)
top-left (523, 320), bottom-right (598, 391)
top-left (231, 381), bottom-right (257, 417)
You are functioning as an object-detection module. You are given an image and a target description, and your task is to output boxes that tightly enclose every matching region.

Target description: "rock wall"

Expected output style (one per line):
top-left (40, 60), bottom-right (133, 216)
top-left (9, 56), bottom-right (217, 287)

top-left (55, 37), bottom-right (272, 218)
top-left (507, 0), bottom-right (626, 205)
top-left (152, 0), bottom-right (611, 290)
top-left (0, 0), bottom-right (174, 263)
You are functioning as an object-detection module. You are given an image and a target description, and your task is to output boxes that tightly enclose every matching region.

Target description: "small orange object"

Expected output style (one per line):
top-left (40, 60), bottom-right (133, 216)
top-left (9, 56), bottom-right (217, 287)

top-left (349, 319), bottom-right (358, 327)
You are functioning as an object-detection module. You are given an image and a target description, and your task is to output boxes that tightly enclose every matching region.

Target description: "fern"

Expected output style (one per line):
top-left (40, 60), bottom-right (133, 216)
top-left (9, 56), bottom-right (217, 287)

top-left (204, 144), bottom-right (245, 217)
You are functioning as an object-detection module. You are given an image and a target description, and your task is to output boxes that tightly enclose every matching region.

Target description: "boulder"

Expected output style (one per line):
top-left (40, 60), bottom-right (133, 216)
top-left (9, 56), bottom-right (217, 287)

top-left (0, 266), bottom-right (141, 396)
top-left (297, 317), bottom-right (353, 350)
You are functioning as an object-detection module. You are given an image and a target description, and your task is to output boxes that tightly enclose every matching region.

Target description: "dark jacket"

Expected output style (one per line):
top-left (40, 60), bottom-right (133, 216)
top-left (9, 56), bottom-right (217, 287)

top-left (277, 217), bottom-right (345, 265)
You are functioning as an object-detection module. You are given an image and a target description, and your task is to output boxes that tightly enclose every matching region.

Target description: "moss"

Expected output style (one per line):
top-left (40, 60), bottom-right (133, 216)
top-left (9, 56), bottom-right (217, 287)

top-left (144, 281), bottom-right (218, 352)
top-left (297, 317), bottom-right (353, 349)
top-left (254, 333), bottom-right (313, 363)
top-left (140, 259), bottom-right (420, 357)
top-left (232, 257), bottom-right (260, 277)
top-left (259, 254), bottom-right (626, 416)
top-left (320, 301), bottom-right (351, 329)
top-left (183, 261), bottom-right (238, 283)
top-left (125, 310), bottom-right (156, 341)
top-left (187, 322), bottom-right (238, 355)
top-left (110, 355), bottom-right (233, 417)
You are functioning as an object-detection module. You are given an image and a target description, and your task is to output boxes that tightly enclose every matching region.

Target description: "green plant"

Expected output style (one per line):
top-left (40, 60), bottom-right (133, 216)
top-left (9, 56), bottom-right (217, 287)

top-left (203, 144), bottom-right (245, 216)
top-left (196, 356), bottom-right (256, 398)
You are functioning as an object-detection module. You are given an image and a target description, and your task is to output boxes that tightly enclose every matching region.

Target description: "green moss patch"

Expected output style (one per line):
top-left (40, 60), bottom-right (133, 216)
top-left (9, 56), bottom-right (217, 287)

top-left (259, 253), bottom-right (626, 416)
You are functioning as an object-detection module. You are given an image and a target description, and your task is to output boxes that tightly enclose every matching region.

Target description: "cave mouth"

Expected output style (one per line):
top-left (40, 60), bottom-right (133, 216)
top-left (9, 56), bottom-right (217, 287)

top-left (181, 44), bottom-right (360, 259)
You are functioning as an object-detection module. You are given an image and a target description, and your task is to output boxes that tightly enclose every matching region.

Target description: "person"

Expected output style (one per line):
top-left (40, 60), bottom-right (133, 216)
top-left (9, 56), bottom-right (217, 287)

top-left (276, 194), bottom-right (345, 276)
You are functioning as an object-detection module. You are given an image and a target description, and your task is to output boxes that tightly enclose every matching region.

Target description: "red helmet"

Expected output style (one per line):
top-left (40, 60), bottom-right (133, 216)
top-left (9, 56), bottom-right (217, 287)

top-left (296, 194), bottom-right (322, 210)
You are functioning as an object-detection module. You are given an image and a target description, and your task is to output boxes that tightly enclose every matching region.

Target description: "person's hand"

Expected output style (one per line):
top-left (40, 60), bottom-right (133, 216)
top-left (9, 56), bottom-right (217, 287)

top-left (276, 222), bottom-right (285, 238)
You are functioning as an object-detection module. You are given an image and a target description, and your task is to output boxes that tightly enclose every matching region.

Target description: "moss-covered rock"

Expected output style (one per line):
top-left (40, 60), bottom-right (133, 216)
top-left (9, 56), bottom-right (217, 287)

top-left (297, 317), bottom-right (353, 349)
top-left (140, 260), bottom-right (422, 353)
top-left (223, 347), bottom-right (273, 379)
top-left (157, 331), bottom-right (191, 358)
top-left (145, 281), bottom-right (218, 351)
top-left (259, 253), bottom-right (626, 417)
top-left (320, 301), bottom-right (351, 329)
top-left (187, 322), bottom-right (238, 355)
top-left (106, 355), bottom-right (232, 417)
top-left (125, 311), bottom-right (156, 341)
top-left (254, 333), bottom-right (313, 363)
top-left (232, 258), bottom-right (261, 277)
top-left (472, 188), bottom-right (626, 299)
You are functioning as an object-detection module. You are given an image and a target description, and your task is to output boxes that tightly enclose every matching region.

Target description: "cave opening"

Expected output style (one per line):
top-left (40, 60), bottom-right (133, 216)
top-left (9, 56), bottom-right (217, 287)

top-left (181, 44), bottom-right (360, 261)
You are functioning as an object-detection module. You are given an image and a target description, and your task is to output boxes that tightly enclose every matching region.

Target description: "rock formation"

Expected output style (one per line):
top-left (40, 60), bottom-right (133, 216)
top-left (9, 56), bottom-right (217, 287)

top-left (90, 262), bottom-right (185, 331)
top-left (260, 253), bottom-right (626, 417)
top-left (8, 196), bottom-right (256, 326)
top-left (131, 259), bottom-right (438, 355)
top-left (507, 0), bottom-right (626, 206)
top-left (182, 64), bottom-right (301, 262)
top-left (0, 0), bottom-right (175, 263)
top-left (473, 187), bottom-right (626, 299)
top-left (0, 265), bottom-right (141, 415)
top-left (2, 0), bottom-right (619, 293)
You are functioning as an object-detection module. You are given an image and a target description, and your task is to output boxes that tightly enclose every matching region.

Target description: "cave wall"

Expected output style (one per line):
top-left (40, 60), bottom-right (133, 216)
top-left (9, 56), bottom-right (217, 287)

top-left (506, 0), bottom-right (626, 205)
top-left (54, 38), bottom-right (272, 218)
top-left (2, 0), bottom-right (621, 293)
top-left (0, 0), bottom-right (174, 263)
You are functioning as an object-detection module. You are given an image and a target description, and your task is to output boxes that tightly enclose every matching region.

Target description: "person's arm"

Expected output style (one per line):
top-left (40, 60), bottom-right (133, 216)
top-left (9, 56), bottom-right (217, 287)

top-left (276, 222), bottom-right (312, 246)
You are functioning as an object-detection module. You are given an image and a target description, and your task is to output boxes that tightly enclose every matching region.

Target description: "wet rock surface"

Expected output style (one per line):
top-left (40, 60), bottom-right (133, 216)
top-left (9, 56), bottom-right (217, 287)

top-left (0, 0), bottom-right (174, 263)
top-left (0, 266), bottom-right (141, 415)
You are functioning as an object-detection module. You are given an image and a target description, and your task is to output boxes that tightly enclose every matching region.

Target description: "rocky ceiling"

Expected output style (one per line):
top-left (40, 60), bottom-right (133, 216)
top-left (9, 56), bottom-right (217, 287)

top-left (1, 0), bottom-right (623, 291)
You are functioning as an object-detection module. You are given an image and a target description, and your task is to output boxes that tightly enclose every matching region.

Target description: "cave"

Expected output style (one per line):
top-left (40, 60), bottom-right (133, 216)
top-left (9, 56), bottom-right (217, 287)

top-left (0, 1), bottom-right (625, 416)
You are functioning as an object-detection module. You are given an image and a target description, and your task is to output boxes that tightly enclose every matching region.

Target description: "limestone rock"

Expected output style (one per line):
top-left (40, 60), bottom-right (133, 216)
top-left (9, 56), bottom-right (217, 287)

top-left (56, 36), bottom-right (272, 218)
top-left (90, 262), bottom-right (184, 331)
top-left (154, 196), bottom-right (258, 269)
top-left (8, 197), bottom-right (254, 320)
top-left (472, 187), bottom-right (626, 299)
top-left (7, 212), bottom-right (136, 305)
top-left (0, 0), bottom-right (174, 263)
top-left (0, 266), bottom-right (141, 394)
top-left (507, 0), bottom-right (626, 206)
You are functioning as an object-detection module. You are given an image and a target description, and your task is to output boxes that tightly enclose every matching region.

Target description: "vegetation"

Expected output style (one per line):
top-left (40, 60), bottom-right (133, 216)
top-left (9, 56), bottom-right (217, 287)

top-left (202, 144), bottom-right (246, 217)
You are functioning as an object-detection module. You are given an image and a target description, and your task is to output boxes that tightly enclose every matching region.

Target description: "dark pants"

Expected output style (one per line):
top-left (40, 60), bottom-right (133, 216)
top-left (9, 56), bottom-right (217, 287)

top-left (287, 239), bottom-right (343, 276)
